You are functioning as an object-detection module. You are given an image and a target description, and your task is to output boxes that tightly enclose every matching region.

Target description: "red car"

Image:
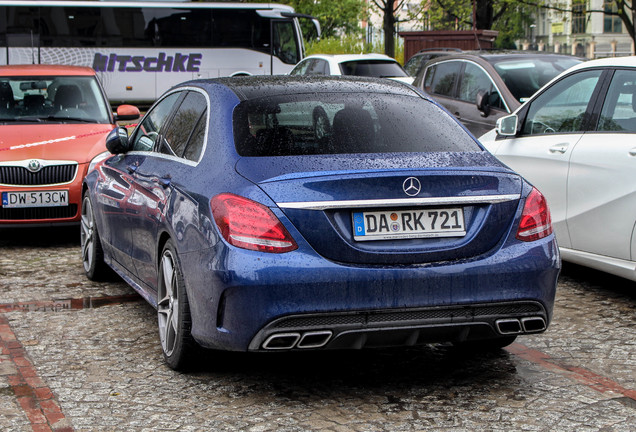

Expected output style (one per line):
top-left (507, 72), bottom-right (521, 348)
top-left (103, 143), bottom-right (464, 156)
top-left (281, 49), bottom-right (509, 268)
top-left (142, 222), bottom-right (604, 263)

top-left (0, 65), bottom-right (139, 226)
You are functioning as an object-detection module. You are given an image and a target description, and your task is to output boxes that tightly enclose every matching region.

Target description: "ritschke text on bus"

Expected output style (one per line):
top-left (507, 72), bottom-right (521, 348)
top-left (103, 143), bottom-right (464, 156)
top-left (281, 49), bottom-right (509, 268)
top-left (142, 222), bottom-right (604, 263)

top-left (92, 52), bottom-right (202, 73)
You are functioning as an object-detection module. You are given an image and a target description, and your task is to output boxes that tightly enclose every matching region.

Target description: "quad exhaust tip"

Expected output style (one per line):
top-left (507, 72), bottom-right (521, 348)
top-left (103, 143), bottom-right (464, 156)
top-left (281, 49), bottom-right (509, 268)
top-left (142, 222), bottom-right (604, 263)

top-left (297, 331), bottom-right (332, 349)
top-left (521, 317), bottom-right (547, 333)
top-left (496, 319), bottom-right (523, 334)
top-left (262, 331), bottom-right (333, 350)
top-left (496, 317), bottom-right (546, 335)
top-left (262, 333), bottom-right (300, 350)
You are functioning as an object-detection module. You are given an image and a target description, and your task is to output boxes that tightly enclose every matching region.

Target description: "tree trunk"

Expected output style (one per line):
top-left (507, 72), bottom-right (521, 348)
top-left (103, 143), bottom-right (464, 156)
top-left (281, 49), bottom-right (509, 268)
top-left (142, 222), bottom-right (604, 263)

top-left (383, 1), bottom-right (396, 57)
top-left (475, 0), bottom-right (494, 30)
top-left (630, 1), bottom-right (636, 54)
top-left (382, 0), bottom-right (397, 57)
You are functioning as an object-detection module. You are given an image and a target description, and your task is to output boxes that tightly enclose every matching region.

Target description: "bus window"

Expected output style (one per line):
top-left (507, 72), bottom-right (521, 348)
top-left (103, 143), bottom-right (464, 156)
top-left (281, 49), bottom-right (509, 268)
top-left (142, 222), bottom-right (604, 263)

top-left (108, 7), bottom-right (153, 47)
top-left (3, 6), bottom-right (40, 47)
top-left (212, 10), bottom-right (268, 52)
top-left (273, 21), bottom-right (298, 65)
top-left (39, 6), bottom-right (101, 47)
top-left (149, 9), bottom-right (212, 48)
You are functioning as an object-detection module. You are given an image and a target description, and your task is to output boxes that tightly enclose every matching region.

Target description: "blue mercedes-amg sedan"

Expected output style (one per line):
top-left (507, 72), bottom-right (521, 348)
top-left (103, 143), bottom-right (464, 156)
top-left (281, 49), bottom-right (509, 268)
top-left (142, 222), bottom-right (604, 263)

top-left (81, 76), bottom-right (559, 370)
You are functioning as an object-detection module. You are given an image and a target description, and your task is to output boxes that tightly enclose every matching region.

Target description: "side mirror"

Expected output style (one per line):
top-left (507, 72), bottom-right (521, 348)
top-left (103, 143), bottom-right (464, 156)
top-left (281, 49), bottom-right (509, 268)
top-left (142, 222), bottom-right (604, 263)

top-left (496, 114), bottom-right (519, 137)
top-left (114, 104), bottom-right (141, 122)
top-left (105, 126), bottom-right (131, 154)
top-left (476, 90), bottom-right (490, 117)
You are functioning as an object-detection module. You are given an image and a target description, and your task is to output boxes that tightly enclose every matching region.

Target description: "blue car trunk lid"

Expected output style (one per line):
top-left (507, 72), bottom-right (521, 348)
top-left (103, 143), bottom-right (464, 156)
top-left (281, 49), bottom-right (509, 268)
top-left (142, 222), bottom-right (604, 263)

top-left (236, 153), bottom-right (523, 265)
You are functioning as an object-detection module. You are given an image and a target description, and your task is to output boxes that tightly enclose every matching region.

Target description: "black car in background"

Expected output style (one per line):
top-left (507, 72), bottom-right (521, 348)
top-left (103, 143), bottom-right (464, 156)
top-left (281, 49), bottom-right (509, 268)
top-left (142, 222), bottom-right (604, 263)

top-left (412, 52), bottom-right (583, 137)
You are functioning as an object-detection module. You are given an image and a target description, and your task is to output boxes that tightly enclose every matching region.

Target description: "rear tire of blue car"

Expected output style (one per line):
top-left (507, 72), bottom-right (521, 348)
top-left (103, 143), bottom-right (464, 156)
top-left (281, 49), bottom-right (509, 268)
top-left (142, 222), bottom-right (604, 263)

top-left (157, 240), bottom-right (198, 370)
top-left (80, 192), bottom-right (109, 281)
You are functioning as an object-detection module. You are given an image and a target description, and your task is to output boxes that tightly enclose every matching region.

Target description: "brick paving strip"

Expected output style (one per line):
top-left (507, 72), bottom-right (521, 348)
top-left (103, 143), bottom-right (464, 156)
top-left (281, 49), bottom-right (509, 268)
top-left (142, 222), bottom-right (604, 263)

top-left (1, 314), bottom-right (70, 432)
top-left (506, 343), bottom-right (636, 406)
top-left (0, 294), bottom-right (634, 430)
top-left (0, 295), bottom-right (141, 432)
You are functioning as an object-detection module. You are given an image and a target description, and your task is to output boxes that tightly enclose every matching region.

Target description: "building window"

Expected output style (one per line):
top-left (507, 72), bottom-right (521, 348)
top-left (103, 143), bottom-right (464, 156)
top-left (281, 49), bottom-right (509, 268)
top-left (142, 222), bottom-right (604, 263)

top-left (572, 3), bottom-right (586, 34)
top-left (604, 1), bottom-right (622, 33)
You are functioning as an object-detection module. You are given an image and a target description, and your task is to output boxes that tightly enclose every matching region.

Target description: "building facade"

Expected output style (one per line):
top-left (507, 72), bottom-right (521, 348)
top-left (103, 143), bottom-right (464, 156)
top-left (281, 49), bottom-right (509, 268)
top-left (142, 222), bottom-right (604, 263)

top-left (370, 1), bottom-right (634, 60)
top-left (525, 0), bottom-right (634, 58)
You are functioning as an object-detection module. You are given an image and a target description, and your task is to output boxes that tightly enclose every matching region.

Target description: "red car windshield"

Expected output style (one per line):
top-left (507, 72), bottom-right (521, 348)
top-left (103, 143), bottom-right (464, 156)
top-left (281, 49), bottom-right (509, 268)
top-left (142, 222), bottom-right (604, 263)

top-left (0, 75), bottom-right (111, 124)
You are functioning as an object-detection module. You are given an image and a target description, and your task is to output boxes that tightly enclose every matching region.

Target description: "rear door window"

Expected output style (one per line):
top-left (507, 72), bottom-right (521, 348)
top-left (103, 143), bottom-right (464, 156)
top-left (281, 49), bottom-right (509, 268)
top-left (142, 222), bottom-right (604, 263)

top-left (598, 69), bottom-right (636, 132)
top-left (183, 112), bottom-right (207, 162)
top-left (161, 91), bottom-right (207, 160)
top-left (424, 61), bottom-right (462, 97)
top-left (289, 59), bottom-right (313, 75)
top-left (309, 59), bottom-right (330, 75)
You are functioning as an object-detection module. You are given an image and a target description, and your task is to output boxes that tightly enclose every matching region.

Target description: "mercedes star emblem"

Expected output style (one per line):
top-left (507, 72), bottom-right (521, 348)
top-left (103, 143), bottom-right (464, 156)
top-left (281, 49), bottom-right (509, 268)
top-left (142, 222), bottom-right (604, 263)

top-left (402, 177), bottom-right (421, 197)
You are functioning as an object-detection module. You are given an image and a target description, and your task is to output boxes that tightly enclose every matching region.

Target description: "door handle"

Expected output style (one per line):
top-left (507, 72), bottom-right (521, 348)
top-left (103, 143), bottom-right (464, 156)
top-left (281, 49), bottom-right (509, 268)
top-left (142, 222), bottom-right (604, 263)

top-left (629, 148), bottom-right (636, 157)
top-left (549, 144), bottom-right (568, 154)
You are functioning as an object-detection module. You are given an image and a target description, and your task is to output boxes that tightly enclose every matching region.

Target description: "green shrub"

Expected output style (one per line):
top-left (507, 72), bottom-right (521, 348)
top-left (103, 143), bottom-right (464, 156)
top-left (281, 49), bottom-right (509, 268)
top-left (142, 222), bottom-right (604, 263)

top-left (306, 35), bottom-right (405, 65)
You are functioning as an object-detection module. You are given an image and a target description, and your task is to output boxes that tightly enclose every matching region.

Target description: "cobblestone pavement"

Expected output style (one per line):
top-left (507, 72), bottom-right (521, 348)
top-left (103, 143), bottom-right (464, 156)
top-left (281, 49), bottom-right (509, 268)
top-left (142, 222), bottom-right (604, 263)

top-left (1, 227), bottom-right (635, 432)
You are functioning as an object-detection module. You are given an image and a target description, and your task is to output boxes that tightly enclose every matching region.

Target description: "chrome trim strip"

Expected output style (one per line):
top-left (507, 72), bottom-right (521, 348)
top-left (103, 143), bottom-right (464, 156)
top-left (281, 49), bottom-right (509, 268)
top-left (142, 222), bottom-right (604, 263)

top-left (0, 159), bottom-right (77, 168)
top-left (278, 194), bottom-right (520, 210)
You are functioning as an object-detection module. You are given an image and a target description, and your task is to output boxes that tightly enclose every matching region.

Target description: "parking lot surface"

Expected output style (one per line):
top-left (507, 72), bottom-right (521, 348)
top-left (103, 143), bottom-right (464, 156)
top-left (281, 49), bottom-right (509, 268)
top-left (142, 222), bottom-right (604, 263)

top-left (1, 227), bottom-right (635, 431)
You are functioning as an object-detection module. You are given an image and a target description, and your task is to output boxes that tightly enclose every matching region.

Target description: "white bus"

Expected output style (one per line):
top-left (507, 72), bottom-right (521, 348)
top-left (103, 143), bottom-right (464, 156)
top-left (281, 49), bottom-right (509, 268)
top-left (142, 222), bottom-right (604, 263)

top-left (0, 1), bottom-right (319, 104)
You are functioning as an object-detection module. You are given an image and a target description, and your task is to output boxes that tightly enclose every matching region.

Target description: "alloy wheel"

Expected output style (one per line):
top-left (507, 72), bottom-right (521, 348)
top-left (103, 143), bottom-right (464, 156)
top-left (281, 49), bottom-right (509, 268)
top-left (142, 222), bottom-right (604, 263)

top-left (158, 249), bottom-right (179, 356)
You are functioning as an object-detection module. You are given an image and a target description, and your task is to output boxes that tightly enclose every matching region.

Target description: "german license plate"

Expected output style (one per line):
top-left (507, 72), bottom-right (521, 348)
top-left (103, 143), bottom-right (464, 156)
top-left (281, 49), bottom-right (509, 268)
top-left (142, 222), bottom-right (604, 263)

top-left (353, 208), bottom-right (465, 241)
top-left (2, 190), bottom-right (69, 208)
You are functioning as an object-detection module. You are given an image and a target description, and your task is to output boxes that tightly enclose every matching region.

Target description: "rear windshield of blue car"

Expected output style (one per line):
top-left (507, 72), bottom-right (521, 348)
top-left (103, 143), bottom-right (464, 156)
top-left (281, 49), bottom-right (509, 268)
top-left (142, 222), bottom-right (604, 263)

top-left (233, 92), bottom-right (481, 156)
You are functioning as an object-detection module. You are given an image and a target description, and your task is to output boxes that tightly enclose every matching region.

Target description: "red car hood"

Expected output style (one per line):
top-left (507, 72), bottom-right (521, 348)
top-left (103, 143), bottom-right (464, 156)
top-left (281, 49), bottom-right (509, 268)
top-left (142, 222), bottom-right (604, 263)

top-left (0, 124), bottom-right (114, 164)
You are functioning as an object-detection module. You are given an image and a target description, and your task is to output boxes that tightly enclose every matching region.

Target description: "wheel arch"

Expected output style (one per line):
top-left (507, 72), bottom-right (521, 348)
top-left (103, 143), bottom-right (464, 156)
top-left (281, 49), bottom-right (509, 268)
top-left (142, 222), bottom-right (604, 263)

top-left (157, 231), bottom-right (172, 266)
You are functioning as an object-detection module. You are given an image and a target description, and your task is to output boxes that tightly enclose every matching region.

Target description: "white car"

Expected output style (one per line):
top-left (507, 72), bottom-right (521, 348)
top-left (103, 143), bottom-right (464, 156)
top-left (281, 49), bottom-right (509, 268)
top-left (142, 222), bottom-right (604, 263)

top-left (480, 56), bottom-right (636, 281)
top-left (290, 54), bottom-right (414, 84)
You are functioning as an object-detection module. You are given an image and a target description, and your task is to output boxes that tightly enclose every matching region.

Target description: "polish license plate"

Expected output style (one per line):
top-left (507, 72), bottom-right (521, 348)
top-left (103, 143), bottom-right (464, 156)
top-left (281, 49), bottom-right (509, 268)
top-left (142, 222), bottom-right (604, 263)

top-left (2, 190), bottom-right (69, 208)
top-left (353, 208), bottom-right (465, 241)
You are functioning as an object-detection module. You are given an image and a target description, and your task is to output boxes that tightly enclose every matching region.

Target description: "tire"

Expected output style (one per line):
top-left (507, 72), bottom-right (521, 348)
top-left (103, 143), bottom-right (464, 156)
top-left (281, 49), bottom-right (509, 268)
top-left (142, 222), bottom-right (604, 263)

top-left (157, 240), bottom-right (198, 370)
top-left (80, 192), bottom-right (109, 281)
